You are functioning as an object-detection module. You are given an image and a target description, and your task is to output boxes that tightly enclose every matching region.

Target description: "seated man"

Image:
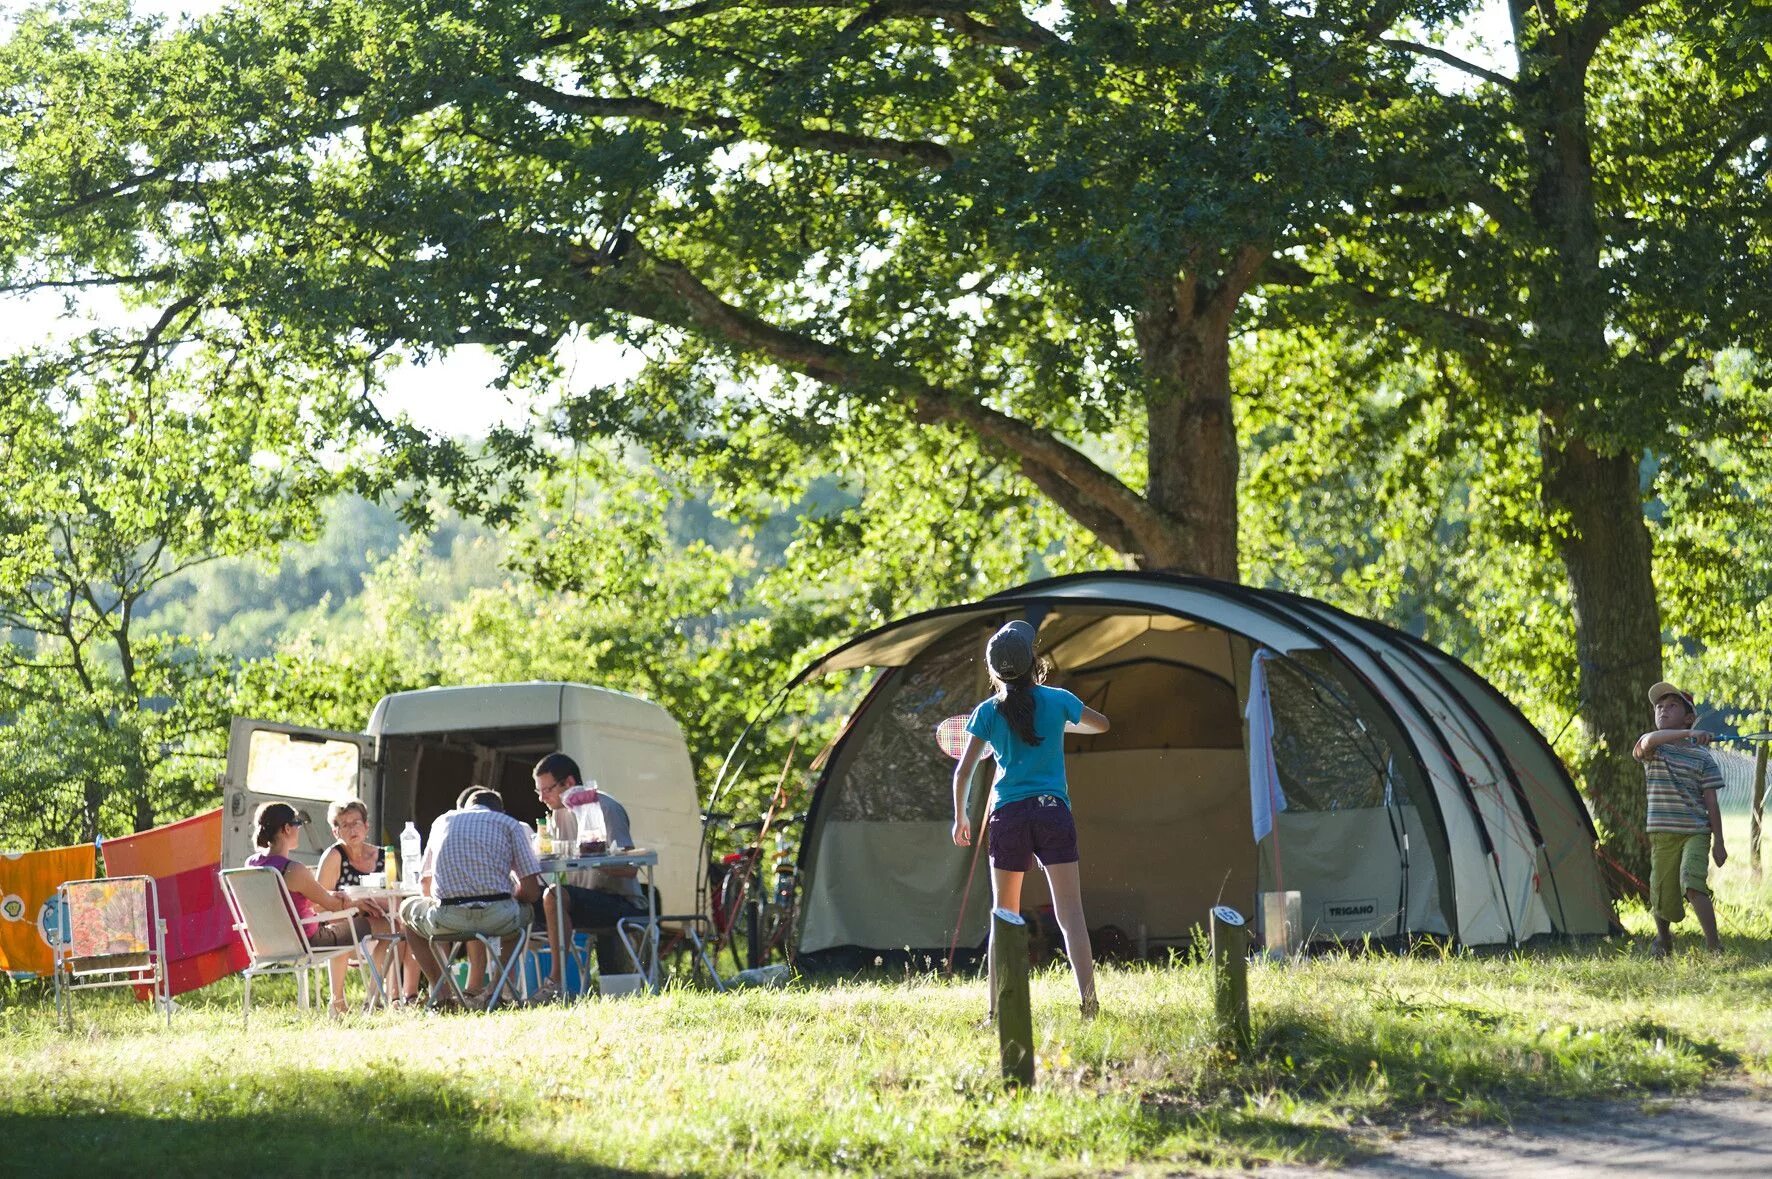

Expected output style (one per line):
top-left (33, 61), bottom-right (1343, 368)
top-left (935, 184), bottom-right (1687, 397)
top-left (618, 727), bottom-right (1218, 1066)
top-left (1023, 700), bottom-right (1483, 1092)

top-left (398, 788), bottom-right (542, 1007)
top-left (531, 752), bottom-right (647, 1001)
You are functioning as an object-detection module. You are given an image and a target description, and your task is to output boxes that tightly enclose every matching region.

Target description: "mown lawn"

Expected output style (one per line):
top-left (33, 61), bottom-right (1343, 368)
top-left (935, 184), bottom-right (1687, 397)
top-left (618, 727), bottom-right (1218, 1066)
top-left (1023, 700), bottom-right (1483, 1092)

top-left (5, 860), bottom-right (1771, 1177)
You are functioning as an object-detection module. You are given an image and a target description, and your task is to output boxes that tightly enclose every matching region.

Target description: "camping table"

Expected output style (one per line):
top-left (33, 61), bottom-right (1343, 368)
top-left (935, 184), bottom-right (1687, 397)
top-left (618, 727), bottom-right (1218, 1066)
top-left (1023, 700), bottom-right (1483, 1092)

top-left (538, 848), bottom-right (659, 998)
top-left (340, 881), bottom-right (419, 1008)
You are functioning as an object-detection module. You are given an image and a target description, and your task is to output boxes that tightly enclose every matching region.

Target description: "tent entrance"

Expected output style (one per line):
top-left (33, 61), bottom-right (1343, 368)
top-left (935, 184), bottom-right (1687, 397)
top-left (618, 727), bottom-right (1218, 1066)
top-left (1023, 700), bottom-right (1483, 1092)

top-left (797, 607), bottom-right (1259, 957)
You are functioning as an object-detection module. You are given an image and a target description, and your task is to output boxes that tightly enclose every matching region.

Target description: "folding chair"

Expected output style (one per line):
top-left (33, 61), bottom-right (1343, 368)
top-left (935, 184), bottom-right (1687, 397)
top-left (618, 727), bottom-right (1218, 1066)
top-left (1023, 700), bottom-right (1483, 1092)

top-left (617, 912), bottom-right (725, 993)
top-left (220, 867), bottom-right (381, 1026)
top-left (426, 926), bottom-right (530, 1012)
top-left (53, 875), bottom-right (172, 1028)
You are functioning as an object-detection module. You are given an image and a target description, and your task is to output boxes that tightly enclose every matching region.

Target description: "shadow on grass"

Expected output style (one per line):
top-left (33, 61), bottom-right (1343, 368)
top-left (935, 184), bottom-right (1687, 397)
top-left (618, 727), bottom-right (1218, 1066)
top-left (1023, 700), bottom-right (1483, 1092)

top-left (0, 1071), bottom-right (674, 1179)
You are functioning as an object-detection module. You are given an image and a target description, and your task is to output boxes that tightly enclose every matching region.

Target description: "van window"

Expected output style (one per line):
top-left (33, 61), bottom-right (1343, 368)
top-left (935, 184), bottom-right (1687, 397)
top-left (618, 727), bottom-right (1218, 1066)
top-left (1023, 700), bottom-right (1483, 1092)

top-left (246, 731), bottom-right (360, 801)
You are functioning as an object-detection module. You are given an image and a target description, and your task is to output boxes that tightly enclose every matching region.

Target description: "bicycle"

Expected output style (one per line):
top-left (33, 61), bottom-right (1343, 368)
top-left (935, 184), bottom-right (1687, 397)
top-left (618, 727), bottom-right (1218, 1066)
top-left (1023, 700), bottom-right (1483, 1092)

top-left (704, 811), bottom-right (806, 973)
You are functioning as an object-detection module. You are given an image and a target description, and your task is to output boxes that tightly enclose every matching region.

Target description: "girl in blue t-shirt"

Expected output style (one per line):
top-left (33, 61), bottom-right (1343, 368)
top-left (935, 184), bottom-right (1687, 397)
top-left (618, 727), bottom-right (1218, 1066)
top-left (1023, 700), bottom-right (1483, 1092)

top-left (951, 619), bottom-right (1110, 1018)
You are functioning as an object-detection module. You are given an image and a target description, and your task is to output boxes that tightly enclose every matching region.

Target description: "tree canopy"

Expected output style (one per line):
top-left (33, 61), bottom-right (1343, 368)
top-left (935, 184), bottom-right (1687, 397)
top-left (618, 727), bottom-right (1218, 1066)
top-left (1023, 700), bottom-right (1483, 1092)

top-left (1, 0), bottom-right (1768, 881)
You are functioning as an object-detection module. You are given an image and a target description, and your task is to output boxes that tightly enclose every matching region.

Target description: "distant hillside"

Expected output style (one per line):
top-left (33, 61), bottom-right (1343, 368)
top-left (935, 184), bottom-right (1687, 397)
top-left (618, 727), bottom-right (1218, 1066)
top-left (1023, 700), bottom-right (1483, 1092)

top-left (137, 496), bottom-right (502, 657)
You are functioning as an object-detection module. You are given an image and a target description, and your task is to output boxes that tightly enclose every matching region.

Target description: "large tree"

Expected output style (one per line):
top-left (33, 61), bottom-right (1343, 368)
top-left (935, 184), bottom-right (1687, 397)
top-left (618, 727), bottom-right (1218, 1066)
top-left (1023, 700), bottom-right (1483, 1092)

top-left (0, 0), bottom-right (1445, 578)
top-left (0, 357), bottom-right (344, 844)
top-left (1265, 0), bottom-right (1772, 885)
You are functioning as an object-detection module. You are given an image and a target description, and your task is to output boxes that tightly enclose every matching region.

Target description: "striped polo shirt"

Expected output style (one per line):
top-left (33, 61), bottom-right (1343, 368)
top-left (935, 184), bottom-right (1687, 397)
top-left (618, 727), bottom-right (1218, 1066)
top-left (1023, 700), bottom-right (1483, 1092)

top-left (1642, 741), bottom-right (1724, 834)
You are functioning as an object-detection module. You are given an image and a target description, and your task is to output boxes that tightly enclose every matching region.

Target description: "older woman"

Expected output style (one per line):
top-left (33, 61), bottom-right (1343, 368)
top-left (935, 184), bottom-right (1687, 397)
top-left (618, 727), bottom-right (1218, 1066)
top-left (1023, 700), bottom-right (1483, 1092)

top-left (245, 801), bottom-right (365, 1014)
top-left (316, 798), bottom-right (417, 1005)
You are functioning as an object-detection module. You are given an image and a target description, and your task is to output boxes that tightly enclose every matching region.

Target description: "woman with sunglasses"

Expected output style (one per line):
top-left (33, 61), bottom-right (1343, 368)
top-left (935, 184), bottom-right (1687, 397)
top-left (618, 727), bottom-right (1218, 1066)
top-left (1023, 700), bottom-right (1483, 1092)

top-left (245, 801), bottom-right (365, 1015)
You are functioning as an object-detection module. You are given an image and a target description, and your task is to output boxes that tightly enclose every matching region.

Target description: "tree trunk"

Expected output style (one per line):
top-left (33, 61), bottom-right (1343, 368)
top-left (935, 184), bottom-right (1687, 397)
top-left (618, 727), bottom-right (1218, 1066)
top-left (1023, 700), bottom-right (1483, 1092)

top-left (1540, 425), bottom-right (1661, 895)
top-left (1133, 273), bottom-right (1244, 580)
top-left (1512, 13), bottom-right (1664, 895)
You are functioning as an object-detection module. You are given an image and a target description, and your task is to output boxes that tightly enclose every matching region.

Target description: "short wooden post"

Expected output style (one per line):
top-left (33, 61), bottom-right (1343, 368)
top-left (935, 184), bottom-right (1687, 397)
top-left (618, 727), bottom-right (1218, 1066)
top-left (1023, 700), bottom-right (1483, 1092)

top-left (1211, 905), bottom-right (1250, 1054)
top-left (990, 908), bottom-right (1035, 1088)
top-left (1750, 739), bottom-right (1769, 881)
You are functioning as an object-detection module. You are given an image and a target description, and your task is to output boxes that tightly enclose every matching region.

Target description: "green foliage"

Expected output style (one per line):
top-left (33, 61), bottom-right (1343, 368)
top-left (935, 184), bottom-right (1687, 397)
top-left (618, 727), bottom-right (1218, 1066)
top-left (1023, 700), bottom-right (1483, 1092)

top-left (0, 0), bottom-right (1462, 571)
top-left (1237, 330), bottom-right (1581, 748)
top-left (0, 360), bottom-right (347, 845)
top-left (137, 495), bottom-right (495, 659)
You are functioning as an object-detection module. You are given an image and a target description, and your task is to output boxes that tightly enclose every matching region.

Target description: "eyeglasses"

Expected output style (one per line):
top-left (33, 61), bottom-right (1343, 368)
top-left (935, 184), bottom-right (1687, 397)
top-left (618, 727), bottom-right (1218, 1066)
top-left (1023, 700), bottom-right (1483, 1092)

top-left (332, 817), bottom-right (367, 831)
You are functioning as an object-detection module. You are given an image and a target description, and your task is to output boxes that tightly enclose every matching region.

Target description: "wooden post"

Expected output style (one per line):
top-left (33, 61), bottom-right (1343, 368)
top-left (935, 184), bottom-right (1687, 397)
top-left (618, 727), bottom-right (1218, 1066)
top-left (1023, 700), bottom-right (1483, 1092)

top-left (1751, 739), bottom-right (1769, 881)
top-left (990, 908), bottom-right (1035, 1088)
top-left (1211, 905), bottom-right (1250, 1054)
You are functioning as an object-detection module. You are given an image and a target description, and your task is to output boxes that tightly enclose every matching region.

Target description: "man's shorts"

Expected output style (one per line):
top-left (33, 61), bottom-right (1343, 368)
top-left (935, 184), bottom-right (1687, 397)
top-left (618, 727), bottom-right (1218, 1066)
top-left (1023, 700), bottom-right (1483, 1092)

top-left (988, 794), bottom-right (1079, 872)
top-left (399, 895), bottom-right (530, 941)
top-left (1648, 831), bottom-right (1711, 924)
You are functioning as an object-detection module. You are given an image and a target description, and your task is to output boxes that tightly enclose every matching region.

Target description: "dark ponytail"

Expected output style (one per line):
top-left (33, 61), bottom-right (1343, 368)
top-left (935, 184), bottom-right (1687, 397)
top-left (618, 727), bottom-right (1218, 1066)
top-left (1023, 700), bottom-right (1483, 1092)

top-left (994, 656), bottom-right (1049, 747)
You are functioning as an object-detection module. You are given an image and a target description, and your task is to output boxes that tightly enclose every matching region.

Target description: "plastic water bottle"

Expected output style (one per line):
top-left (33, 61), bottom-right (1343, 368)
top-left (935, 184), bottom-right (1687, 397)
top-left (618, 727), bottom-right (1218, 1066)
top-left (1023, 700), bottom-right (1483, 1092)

top-left (400, 821), bottom-right (422, 887)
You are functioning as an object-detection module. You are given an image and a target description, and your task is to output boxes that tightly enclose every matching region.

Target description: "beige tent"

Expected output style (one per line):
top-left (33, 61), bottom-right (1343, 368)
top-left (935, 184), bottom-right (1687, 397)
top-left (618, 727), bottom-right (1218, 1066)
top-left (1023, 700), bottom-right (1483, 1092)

top-left (751, 573), bottom-right (1614, 964)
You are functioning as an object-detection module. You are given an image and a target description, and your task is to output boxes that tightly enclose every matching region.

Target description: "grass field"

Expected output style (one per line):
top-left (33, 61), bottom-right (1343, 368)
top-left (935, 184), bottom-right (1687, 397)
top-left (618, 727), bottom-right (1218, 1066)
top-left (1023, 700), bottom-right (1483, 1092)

top-left (5, 847), bottom-right (1772, 1177)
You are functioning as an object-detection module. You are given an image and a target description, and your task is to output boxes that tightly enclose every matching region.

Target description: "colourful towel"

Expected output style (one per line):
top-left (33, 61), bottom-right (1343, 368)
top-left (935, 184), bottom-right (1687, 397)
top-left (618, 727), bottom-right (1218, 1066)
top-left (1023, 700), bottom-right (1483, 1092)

top-left (101, 809), bottom-right (248, 997)
top-left (0, 844), bottom-right (97, 977)
top-left (64, 877), bottom-right (154, 969)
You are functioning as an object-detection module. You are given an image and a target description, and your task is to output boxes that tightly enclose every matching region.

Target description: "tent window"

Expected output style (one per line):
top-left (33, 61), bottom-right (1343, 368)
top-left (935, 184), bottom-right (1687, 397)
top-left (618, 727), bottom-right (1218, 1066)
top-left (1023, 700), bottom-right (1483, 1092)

top-left (827, 641), bottom-right (979, 822)
top-left (1267, 655), bottom-right (1392, 811)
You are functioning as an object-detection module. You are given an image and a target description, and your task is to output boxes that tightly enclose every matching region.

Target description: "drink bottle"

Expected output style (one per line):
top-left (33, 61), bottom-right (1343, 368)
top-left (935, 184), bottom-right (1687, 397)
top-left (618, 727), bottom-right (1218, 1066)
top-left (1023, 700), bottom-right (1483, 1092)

top-left (400, 822), bottom-right (422, 887)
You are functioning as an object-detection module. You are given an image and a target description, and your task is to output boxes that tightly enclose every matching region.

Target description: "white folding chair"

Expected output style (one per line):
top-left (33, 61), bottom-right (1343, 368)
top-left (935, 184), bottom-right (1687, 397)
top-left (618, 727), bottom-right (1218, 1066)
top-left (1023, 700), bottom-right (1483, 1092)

top-left (220, 867), bottom-right (380, 1025)
top-left (52, 875), bottom-right (172, 1028)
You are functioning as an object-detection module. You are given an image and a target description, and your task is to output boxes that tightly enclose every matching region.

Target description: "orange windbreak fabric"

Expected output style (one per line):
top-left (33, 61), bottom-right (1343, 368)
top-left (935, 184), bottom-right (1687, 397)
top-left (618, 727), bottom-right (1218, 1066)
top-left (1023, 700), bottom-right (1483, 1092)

top-left (0, 843), bottom-right (97, 976)
top-left (102, 809), bottom-right (248, 996)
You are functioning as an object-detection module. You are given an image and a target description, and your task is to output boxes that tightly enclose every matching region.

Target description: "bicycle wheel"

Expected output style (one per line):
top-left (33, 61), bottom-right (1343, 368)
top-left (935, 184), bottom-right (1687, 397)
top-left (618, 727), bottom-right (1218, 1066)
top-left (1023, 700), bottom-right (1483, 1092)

top-left (760, 897), bottom-right (798, 966)
top-left (717, 865), bottom-right (752, 975)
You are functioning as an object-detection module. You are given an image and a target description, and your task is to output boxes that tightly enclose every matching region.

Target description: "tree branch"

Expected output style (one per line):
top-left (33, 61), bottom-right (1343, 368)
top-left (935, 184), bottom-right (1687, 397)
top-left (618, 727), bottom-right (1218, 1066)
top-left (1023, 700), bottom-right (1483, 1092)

top-left (1259, 257), bottom-right (1519, 350)
top-left (505, 77), bottom-right (954, 169)
top-left (1377, 37), bottom-right (1517, 89)
top-left (0, 269), bottom-right (176, 295)
top-left (592, 243), bottom-right (1167, 557)
top-left (554, 0), bottom-right (1061, 51)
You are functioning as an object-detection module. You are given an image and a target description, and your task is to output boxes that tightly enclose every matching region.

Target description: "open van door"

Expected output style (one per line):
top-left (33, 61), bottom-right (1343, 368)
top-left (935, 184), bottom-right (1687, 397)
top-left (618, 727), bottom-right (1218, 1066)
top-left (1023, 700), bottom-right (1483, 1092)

top-left (222, 718), bottom-right (378, 869)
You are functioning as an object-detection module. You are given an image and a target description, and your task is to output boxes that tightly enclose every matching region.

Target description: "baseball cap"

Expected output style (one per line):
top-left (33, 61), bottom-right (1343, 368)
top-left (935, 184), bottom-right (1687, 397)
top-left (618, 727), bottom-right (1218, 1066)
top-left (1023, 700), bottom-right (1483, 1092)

top-left (1647, 681), bottom-right (1694, 708)
top-left (986, 620), bottom-right (1036, 680)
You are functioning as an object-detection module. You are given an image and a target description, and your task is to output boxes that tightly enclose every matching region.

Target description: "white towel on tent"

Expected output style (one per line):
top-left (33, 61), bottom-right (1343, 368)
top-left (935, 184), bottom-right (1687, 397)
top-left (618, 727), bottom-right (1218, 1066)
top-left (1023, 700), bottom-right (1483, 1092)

top-left (1247, 649), bottom-right (1287, 843)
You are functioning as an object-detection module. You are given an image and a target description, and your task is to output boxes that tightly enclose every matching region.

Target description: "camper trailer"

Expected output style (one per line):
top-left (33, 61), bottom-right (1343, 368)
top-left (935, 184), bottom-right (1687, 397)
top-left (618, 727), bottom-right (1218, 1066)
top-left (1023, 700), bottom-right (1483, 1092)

top-left (220, 682), bottom-right (702, 917)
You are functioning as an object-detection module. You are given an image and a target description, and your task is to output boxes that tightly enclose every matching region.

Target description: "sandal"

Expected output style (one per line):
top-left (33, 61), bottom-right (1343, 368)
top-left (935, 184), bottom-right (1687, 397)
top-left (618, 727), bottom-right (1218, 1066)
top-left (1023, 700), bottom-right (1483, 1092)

top-left (528, 980), bottom-right (563, 1006)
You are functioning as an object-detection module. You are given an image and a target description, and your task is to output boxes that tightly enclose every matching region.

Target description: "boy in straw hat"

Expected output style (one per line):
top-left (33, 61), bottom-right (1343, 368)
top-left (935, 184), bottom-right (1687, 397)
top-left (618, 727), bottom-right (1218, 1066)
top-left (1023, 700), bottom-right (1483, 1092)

top-left (1632, 681), bottom-right (1726, 956)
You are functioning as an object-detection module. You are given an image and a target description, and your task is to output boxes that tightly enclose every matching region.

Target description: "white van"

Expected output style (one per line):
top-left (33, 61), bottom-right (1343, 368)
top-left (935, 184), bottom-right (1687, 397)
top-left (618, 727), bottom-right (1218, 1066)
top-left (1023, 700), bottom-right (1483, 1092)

top-left (220, 682), bottom-right (703, 917)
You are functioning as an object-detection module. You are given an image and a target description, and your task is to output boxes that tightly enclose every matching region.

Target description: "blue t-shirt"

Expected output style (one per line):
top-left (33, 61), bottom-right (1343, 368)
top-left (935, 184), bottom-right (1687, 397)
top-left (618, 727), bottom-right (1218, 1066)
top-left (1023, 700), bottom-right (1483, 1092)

top-left (965, 686), bottom-right (1085, 811)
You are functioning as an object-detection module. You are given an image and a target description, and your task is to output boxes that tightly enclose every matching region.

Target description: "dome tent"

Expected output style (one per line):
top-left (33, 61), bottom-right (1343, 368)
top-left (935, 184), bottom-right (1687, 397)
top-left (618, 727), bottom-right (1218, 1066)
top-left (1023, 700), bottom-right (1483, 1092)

top-left (761, 572), bottom-right (1614, 964)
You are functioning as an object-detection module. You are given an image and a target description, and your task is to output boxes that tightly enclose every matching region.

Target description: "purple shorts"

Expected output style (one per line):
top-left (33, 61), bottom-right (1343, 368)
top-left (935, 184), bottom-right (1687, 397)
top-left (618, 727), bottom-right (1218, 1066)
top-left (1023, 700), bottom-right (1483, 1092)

top-left (988, 794), bottom-right (1079, 872)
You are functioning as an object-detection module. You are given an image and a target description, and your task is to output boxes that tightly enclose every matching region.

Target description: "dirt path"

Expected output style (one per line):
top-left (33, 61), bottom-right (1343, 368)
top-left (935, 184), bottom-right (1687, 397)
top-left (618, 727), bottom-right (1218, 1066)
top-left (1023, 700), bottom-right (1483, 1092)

top-left (1262, 1082), bottom-right (1772, 1177)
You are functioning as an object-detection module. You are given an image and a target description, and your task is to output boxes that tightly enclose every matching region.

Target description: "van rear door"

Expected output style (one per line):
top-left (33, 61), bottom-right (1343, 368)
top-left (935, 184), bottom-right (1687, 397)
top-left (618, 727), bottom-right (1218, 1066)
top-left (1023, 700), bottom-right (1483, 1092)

top-left (222, 718), bottom-right (377, 869)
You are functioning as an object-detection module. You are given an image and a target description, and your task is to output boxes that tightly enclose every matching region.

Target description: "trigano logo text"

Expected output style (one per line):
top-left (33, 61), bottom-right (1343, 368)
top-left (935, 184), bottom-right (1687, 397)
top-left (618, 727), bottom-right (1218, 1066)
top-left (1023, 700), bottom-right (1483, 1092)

top-left (1325, 899), bottom-right (1378, 921)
